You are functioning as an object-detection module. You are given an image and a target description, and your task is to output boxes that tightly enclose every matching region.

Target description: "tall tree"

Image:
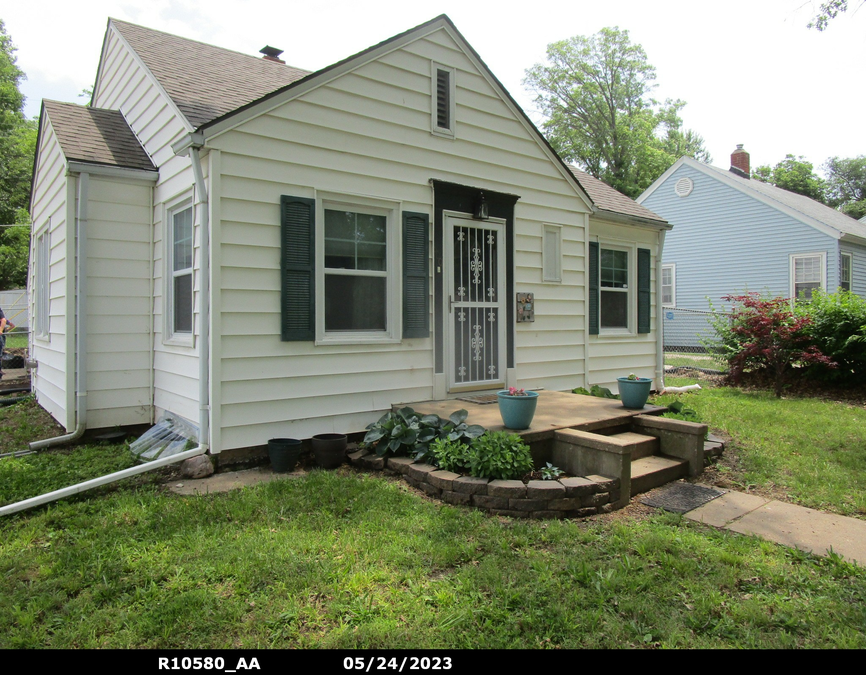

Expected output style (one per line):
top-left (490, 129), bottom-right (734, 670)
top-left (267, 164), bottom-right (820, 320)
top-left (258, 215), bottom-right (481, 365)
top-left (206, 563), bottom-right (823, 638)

top-left (751, 154), bottom-right (827, 203)
top-left (524, 27), bottom-right (710, 199)
top-left (0, 19), bottom-right (36, 289)
top-left (824, 155), bottom-right (866, 219)
top-left (808, 1), bottom-right (865, 30)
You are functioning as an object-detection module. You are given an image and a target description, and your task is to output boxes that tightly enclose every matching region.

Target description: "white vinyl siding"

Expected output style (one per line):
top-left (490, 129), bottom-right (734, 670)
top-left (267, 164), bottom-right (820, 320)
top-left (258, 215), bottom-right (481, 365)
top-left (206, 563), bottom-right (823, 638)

top-left (208, 26), bottom-right (600, 449)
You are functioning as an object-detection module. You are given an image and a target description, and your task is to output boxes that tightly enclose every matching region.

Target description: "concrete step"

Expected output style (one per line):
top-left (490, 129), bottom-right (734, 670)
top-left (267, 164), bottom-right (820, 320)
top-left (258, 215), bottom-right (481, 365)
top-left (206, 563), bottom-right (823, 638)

top-left (609, 431), bottom-right (659, 460)
top-left (630, 455), bottom-right (689, 496)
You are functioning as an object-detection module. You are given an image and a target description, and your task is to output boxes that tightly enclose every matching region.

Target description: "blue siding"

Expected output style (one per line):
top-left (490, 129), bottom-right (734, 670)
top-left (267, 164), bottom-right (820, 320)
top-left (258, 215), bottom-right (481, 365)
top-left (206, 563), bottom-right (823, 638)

top-left (840, 241), bottom-right (866, 297)
top-left (644, 164), bottom-right (839, 311)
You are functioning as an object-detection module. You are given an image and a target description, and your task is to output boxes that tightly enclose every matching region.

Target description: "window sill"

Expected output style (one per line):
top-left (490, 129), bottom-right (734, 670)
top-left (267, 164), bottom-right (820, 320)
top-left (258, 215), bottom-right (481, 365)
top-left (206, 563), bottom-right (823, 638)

top-left (596, 329), bottom-right (635, 338)
top-left (315, 334), bottom-right (401, 346)
top-left (163, 334), bottom-right (195, 348)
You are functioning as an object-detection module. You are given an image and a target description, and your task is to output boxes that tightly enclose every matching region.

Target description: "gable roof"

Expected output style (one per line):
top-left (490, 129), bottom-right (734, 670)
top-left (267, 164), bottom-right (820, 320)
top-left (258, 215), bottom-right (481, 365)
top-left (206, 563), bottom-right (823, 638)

top-left (569, 167), bottom-right (668, 226)
top-left (41, 100), bottom-right (155, 171)
top-left (639, 156), bottom-right (866, 243)
top-left (108, 19), bottom-right (311, 129)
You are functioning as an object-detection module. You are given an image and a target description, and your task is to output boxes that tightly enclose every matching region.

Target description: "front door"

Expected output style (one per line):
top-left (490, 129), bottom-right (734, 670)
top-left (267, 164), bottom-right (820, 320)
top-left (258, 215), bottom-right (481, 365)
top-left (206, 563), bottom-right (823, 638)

top-left (444, 214), bottom-right (506, 392)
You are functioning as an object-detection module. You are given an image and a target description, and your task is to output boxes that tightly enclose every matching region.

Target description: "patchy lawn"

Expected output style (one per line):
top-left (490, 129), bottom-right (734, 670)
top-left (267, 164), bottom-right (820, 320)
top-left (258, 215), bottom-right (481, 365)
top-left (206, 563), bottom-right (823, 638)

top-left (1, 386), bottom-right (865, 648)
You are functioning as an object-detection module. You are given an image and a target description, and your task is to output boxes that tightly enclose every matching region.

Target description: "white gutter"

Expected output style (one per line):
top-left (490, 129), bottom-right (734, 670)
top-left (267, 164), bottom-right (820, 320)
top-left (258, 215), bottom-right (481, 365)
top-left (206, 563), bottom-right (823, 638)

top-left (0, 446), bottom-right (205, 517)
top-left (188, 146), bottom-right (211, 451)
top-left (30, 171), bottom-right (90, 450)
top-left (656, 229), bottom-right (667, 391)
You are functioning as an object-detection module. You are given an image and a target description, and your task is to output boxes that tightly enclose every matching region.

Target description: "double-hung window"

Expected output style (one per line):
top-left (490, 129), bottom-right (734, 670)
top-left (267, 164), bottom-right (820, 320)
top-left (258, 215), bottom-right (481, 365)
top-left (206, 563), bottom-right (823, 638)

top-left (323, 206), bottom-right (389, 333)
top-left (840, 252), bottom-right (853, 292)
top-left (35, 228), bottom-right (50, 338)
top-left (790, 252), bottom-right (825, 301)
top-left (661, 264), bottom-right (676, 307)
top-left (168, 201), bottom-right (194, 340)
top-left (600, 247), bottom-right (630, 330)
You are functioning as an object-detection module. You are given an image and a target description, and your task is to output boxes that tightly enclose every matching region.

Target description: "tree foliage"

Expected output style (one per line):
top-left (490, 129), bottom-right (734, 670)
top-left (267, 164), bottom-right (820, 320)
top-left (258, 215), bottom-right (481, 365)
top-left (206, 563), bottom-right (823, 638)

top-left (0, 20), bottom-right (35, 289)
top-left (524, 27), bottom-right (710, 199)
top-left (751, 154), bottom-right (827, 203)
top-left (807, 1), bottom-right (864, 30)
top-left (823, 155), bottom-right (866, 220)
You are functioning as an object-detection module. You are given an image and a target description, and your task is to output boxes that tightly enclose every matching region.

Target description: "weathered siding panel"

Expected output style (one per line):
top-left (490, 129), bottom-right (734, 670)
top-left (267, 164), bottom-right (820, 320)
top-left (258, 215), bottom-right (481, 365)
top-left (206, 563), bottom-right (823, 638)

top-left (643, 163), bottom-right (837, 311)
top-left (207, 28), bottom-right (600, 449)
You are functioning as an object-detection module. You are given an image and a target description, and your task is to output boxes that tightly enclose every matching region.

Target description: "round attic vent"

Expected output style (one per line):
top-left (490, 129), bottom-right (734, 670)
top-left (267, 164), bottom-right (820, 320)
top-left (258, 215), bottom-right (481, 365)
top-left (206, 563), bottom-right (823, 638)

top-left (674, 177), bottom-right (694, 198)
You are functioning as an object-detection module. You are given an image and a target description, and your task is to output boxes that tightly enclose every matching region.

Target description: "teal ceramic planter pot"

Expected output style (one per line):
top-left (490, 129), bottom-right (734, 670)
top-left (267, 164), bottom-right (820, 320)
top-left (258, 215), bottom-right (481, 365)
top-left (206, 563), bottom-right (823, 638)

top-left (616, 377), bottom-right (652, 409)
top-left (497, 390), bottom-right (539, 430)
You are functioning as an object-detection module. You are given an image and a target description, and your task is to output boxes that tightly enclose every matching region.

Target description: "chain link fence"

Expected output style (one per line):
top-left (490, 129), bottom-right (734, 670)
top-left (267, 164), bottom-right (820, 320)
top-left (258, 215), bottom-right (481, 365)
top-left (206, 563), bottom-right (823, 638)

top-left (663, 307), bottom-right (729, 380)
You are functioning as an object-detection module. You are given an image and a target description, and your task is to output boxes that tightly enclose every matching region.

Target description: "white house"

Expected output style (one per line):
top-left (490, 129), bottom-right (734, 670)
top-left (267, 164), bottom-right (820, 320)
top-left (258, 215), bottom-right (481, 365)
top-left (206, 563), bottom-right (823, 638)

top-left (29, 15), bottom-right (669, 454)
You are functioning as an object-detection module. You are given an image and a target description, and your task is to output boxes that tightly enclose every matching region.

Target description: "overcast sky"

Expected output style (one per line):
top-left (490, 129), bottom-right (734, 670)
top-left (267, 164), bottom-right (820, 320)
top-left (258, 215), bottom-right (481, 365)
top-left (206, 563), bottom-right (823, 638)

top-left (5, 0), bottom-right (864, 177)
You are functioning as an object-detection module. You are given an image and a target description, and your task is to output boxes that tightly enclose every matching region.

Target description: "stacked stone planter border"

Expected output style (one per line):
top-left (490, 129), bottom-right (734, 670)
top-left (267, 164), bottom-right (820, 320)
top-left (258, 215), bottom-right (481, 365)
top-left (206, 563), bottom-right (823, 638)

top-left (348, 450), bottom-right (620, 519)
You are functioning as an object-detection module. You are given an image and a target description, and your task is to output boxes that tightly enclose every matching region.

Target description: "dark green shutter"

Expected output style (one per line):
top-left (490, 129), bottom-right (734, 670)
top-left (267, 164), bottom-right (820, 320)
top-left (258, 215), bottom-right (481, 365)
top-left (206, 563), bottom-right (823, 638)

top-left (402, 211), bottom-right (430, 339)
top-left (280, 196), bottom-right (315, 341)
top-left (588, 241), bottom-right (599, 335)
top-left (637, 247), bottom-right (651, 334)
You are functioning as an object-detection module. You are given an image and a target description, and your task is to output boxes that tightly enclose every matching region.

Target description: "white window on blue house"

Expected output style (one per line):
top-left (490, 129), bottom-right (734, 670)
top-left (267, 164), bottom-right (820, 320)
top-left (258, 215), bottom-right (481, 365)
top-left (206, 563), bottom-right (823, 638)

top-left (661, 264), bottom-right (676, 307)
top-left (840, 252), bottom-right (852, 292)
top-left (790, 252), bottom-right (825, 301)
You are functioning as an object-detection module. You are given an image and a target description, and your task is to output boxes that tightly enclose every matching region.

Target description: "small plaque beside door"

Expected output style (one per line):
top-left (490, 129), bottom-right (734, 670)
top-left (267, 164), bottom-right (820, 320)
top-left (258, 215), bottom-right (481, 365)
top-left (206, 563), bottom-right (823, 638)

top-left (516, 292), bottom-right (534, 323)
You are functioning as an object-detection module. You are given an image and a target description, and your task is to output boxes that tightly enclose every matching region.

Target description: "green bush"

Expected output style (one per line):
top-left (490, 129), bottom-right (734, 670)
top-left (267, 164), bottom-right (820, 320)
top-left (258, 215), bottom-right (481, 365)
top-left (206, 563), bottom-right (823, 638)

top-left (468, 431), bottom-right (534, 481)
top-left (429, 437), bottom-right (472, 473)
top-left (795, 289), bottom-right (866, 384)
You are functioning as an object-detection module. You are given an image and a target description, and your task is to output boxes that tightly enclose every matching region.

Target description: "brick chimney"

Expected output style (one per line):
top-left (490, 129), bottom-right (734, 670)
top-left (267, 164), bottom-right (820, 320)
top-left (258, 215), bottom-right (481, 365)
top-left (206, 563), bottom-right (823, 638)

top-left (730, 144), bottom-right (750, 178)
top-left (259, 46), bottom-right (285, 64)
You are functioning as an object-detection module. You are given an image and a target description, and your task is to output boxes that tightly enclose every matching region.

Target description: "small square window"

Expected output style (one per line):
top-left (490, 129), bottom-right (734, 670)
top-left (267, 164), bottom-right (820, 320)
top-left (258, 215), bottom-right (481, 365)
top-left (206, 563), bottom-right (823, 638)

top-left (790, 253), bottom-right (825, 301)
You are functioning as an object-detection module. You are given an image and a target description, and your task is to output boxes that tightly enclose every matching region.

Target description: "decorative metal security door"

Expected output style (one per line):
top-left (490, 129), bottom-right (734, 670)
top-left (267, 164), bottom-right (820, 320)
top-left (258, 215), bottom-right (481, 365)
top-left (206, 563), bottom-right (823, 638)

top-left (445, 215), bottom-right (506, 391)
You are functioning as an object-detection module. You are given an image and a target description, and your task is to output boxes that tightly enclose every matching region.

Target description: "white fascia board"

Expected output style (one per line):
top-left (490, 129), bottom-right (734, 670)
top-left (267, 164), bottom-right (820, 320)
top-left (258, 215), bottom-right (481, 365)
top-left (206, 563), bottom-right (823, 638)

top-left (680, 157), bottom-right (842, 241)
top-left (66, 161), bottom-right (159, 182)
top-left (636, 156), bottom-right (688, 204)
top-left (840, 232), bottom-right (866, 247)
top-left (104, 22), bottom-right (195, 134)
top-left (593, 209), bottom-right (672, 231)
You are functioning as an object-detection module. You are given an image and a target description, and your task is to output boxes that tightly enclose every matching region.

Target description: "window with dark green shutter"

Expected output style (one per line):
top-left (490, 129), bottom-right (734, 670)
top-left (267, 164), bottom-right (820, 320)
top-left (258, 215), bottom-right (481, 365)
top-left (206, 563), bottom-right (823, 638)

top-left (637, 248), bottom-right (651, 334)
top-left (403, 211), bottom-right (430, 338)
top-left (280, 196), bottom-right (315, 341)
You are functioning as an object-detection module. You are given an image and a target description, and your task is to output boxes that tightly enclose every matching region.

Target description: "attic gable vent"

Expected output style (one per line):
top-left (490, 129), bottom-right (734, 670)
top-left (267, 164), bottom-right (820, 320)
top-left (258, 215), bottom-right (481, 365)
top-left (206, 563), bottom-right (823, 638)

top-left (431, 62), bottom-right (455, 137)
top-left (674, 177), bottom-right (694, 198)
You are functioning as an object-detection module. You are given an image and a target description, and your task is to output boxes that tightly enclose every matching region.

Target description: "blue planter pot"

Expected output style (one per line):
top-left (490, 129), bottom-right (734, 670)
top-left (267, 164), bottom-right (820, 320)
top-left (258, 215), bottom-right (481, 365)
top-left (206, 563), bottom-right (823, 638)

top-left (616, 377), bottom-right (652, 409)
top-left (497, 390), bottom-right (539, 430)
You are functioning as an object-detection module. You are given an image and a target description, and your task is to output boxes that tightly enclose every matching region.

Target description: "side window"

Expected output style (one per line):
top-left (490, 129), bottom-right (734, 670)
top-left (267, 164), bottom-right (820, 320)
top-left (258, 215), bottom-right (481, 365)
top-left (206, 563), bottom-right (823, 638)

top-left (600, 247), bottom-right (629, 330)
top-left (167, 201), bottom-right (194, 340)
top-left (431, 62), bottom-right (456, 138)
top-left (661, 264), bottom-right (675, 307)
top-left (790, 253), bottom-right (825, 301)
top-left (840, 253), bottom-right (852, 292)
top-left (35, 229), bottom-right (50, 338)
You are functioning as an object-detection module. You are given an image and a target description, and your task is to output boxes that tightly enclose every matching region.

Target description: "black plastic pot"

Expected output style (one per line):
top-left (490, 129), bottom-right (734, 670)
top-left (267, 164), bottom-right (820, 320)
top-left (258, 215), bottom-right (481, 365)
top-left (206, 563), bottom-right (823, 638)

top-left (268, 438), bottom-right (303, 473)
top-left (311, 433), bottom-right (347, 469)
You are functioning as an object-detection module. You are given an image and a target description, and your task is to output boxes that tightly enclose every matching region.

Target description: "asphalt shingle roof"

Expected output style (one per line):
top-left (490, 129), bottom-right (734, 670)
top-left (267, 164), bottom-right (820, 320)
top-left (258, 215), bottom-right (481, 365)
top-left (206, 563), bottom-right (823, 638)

top-left (111, 19), bottom-right (311, 129)
top-left (569, 167), bottom-right (667, 224)
top-left (43, 100), bottom-right (156, 171)
top-left (701, 162), bottom-right (866, 240)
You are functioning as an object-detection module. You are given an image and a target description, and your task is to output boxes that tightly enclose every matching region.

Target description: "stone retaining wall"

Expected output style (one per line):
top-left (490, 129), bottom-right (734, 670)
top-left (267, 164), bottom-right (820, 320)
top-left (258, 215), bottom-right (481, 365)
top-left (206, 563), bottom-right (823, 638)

top-left (348, 450), bottom-right (620, 519)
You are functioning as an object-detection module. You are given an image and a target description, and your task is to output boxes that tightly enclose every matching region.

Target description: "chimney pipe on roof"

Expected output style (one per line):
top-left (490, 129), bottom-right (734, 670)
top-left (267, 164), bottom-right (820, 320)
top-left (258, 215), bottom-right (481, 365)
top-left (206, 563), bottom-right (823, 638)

top-left (259, 46), bottom-right (285, 64)
top-left (730, 144), bottom-right (750, 179)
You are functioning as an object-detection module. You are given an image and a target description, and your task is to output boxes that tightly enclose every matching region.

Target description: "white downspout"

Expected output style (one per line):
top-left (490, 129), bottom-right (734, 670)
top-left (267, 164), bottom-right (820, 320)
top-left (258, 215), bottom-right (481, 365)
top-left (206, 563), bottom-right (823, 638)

top-left (30, 171), bottom-right (90, 450)
top-left (189, 146), bottom-right (210, 452)
top-left (656, 229), bottom-right (667, 391)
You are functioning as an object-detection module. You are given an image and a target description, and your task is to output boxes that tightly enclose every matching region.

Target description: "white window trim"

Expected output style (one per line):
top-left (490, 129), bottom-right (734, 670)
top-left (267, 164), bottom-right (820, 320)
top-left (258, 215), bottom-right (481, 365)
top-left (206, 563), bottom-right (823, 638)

top-left (163, 195), bottom-right (195, 347)
top-left (430, 61), bottom-right (456, 139)
top-left (661, 263), bottom-right (676, 308)
top-left (789, 251), bottom-right (826, 302)
top-left (542, 224), bottom-right (562, 283)
top-left (315, 194), bottom-right (401, 345)
top-left (34, 227), bottom-right (50, 340)
top-left (599, 241), bottom-right (636, 336)
top-left (840, 252), bottom-right (853, 291)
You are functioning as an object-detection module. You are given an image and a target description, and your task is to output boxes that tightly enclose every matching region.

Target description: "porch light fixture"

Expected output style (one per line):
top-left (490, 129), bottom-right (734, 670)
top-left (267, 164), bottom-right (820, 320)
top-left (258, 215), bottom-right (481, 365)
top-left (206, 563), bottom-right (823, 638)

top-left (473, 191), bottom-right (489, 220)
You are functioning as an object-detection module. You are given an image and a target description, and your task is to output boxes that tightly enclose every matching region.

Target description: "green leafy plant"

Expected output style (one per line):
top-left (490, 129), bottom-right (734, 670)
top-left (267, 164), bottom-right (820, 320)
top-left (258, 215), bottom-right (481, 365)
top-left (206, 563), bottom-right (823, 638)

top-left (428, 437), bottom-right (472, 473)
top-left (467, 431), bottom-right (534, 481)
top-left (572, 385), bottom-right (619, 399)
top-left (540, 462), bottom-right (564, 480)
top-left (362, 408), bottom-right (484, 460)
top-left (662, 401), bottom-right (700, 422)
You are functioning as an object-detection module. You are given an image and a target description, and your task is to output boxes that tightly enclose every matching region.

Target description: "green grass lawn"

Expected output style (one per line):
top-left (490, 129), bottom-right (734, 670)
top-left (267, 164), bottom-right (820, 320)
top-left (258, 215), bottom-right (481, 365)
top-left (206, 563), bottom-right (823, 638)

top-left (1, 386), bottom-right (865, 648)
top-left (654, 378), bottom-right (866, 518)
top-left (3, 332), bottom-right (28, 350)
